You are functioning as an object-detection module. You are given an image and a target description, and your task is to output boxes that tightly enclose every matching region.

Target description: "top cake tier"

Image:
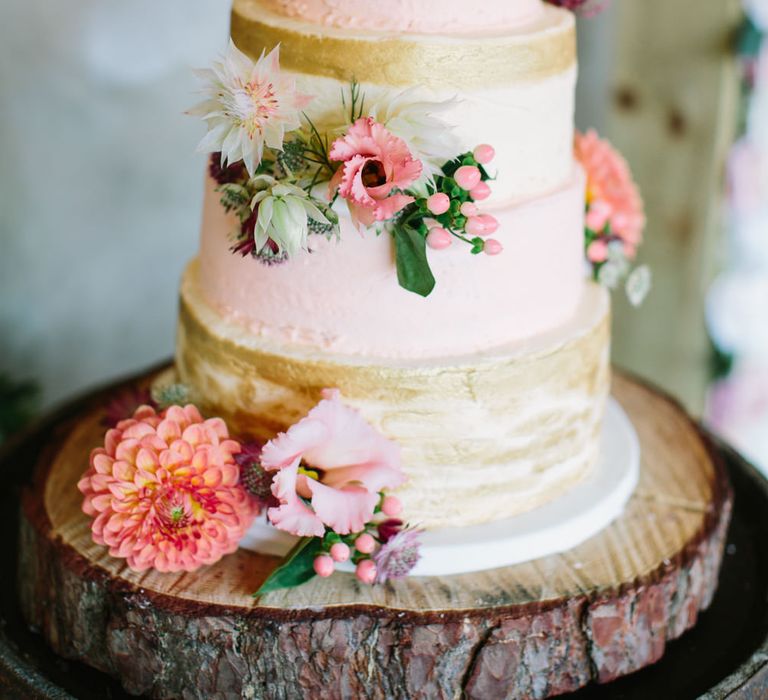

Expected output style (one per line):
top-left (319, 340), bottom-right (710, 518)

top-left (259, 0), bottom-right (545, 35)
top-left (231, 0), bottom-right (576, 202)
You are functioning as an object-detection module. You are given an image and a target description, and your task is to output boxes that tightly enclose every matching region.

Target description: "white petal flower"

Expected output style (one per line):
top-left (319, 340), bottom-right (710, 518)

top-left (189, 41), bottom-right (312, 176)
top-left (625, 264), bottom-right (652, 307)
top-left (367, 88), bottom-right (461, 184)
top-left (249, 176), bottom-right (331, 257)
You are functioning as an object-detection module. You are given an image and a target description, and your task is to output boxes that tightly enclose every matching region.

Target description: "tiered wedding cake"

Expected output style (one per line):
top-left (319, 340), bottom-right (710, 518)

top-left (176, 0), bottom-right (612, 533)
top-left (19, 2), bottom-right (738, 697)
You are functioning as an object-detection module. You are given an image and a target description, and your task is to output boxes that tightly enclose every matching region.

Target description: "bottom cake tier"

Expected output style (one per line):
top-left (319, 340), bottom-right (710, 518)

top-left (175, 261), bottom-right (611, 529)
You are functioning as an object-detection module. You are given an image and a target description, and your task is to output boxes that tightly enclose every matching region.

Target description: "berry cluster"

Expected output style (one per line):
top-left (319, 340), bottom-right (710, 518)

top-left (310, 494), bottom-right (419, 584)
top-left (418, 145), bottom-right (502, 257)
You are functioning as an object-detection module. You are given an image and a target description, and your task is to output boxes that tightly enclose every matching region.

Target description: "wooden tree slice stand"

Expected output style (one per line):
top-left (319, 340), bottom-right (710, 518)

top-left (17, 369), bottom-right (732, 700)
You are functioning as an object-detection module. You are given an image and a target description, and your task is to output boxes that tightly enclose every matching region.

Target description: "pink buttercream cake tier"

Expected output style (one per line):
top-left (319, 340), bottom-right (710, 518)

top-left (197, 167), bottom-right (587, 359)
top-left (260, 0), bottom-right (544, 34)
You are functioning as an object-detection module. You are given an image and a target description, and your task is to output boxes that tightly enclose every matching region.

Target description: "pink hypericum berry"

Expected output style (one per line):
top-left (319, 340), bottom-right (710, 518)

top-left (484, 239), bottom-right (503, 256)
top-left (330, 542), bottom-right (351, 563)
top-left (587, 239), bottom-right (609, 263)
top-left (427, 227), bottom-right (452, 250)
top-left (426, 192), bottom-right (450, 215)
top-left (470, 181), bottom-right (491, 201)
top-left (478, 214), bottom-right (499, 234)
top-left (473, 144), bottom-right (495, 164)
top-left (460, 202), bottom-right (478, 217)
top-left (356, 559), bottom-right (377, 584)
top-left (355, 533), bottom-right (376, 554)
top-left (455, 165), bottom-right (482, 191)
top-left (465, 217), bottom-right (488, 237)
top-left (313, 554), bottom-right (335, 578)
top-left (381, 495), bottom-right (403, 517)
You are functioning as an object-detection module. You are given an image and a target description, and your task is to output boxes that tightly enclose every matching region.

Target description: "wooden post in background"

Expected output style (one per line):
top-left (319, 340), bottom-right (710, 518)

top-left (578, 0), bottom-right (742, 415)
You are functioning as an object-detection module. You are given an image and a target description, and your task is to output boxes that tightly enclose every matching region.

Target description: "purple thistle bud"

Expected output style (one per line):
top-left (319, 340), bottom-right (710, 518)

top-left (236, 442), bottom-right (278, 508)
top-left (377, 518), bottom-right (404, 544)
top-left (373, 528), bottom-right (422, 583)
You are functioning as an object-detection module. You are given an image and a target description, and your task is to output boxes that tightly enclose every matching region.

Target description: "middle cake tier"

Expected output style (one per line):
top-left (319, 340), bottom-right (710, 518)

top-left (196, 165), bottom-right (587, 358)
top-left (176, 258), bottom-right (610, 529)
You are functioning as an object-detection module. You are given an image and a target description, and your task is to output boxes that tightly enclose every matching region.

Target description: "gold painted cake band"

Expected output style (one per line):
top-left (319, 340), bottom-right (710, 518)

top-left (231, 0), bottom-right (576, 89)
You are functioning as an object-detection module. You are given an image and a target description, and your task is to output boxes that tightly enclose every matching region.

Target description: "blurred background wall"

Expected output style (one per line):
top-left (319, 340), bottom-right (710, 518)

top-left (0, 1), bottom-right (755, 452)
top-left (0, 0), bottom-right (229, 414)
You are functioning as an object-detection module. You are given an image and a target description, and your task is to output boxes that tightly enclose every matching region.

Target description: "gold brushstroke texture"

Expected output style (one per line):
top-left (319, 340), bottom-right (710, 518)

top-left (175, 264), bottom-right (610, 528)
top-left (231, 0), bottom-right (576, 88)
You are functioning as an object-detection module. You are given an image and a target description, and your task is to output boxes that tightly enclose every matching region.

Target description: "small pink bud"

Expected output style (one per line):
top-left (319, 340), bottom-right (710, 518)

top-left (465, 216), bottom-right (488, 237)
top-left (355, 533), bottom-right (376, 554)
top-left (460, 202), bottom-right (478, 217)
top-left (426, 193), bottom-right (450, 215)
top-left (587, 239), bottom-right (609, 263)
top-left (478, 214), bottom-right (499, 234)
top-left (313, 554), bottom-right (335, 578)
top-left (381, 495), bottom-right (403, 517)
top-left (330, 542), bottom-right (350, 563)
top-left (426, 227), bottom-right (452, 250)
top-left (454, 165), bottom-right (482, 191)
top-left (484, 239), bottom-right (503, 256)
top-left (473, 144), bottom-right (495, 164)
top-left (470, 181), bottom-right (491, 201)
top-left (356, 559), bottom-right (377, 585)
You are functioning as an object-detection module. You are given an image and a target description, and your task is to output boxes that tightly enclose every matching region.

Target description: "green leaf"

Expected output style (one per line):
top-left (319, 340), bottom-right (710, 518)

top-left (253, 537), bottom-right (322, 596)
top-left (394, 225), bottom-right (436, 297)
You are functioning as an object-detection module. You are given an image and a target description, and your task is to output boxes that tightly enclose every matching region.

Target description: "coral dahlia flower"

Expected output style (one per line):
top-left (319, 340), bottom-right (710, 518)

top-left (78, 404), bottom-right (258, 572)
top-left (261, 390), bottom-right (406, 537)
top-left (190, 41), bottom-right (312, 176)
top-left (575, 129), bottom-right (645, 256)
top-left (329, 117), bottom-right (423, 228)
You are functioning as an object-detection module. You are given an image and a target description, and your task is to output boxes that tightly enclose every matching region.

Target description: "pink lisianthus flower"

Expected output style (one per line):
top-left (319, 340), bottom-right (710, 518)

top-left (261, 389), bottom-right (406, 537)
top-left (78, 404), bottom-right (258, 573)
top-left (328, 117), bottom-right (422, 228)
top-left (575, 129), bottom-right (645, 257)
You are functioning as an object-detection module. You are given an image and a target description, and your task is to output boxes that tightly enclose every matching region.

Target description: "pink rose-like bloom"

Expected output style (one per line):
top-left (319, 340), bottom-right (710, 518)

top-left (329, 117), bottom-right (422, 228)
top-left (78, 404), bottom-right (258, 573)
top-left (575, 129), bottom-right (645, 256)
top-left (261, 389), bottom-right (406, 537)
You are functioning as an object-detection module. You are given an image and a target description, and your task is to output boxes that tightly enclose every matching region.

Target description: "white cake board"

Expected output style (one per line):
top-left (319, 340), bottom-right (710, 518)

top-left (238, 398), bottom-right (641, 576)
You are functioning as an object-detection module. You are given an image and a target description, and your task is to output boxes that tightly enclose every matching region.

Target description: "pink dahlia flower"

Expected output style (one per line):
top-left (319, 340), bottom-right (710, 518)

top-left (329, 117), bottom-right (422, 228)
top-left (78, 404), bottom-right (258, 573)
top-left (574, 129), bottom-right (645, 257)
top-left (261, 389), bottom-right (406, 537)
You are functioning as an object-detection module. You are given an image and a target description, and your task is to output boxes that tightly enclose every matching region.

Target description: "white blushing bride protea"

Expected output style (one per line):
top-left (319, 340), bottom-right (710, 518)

top-left (250, 176), bottom-right (333, 257)
top-left (190, 41), bottom-right (311, 176)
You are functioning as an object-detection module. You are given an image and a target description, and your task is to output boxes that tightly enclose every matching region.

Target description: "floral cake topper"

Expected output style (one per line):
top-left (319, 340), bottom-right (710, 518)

top-left (191, 41), bottom-right (500, 297)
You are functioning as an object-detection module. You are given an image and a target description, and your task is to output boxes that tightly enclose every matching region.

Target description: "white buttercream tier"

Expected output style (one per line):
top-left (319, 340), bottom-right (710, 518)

top-left (197, 168), bottom-right (586, 358)
top-left (232, 0), bottom-right (576, 202)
